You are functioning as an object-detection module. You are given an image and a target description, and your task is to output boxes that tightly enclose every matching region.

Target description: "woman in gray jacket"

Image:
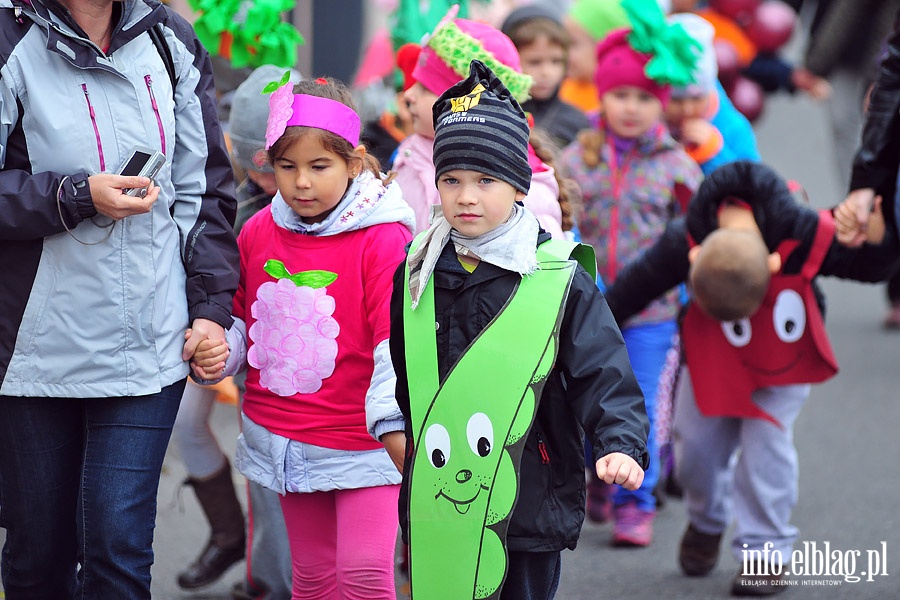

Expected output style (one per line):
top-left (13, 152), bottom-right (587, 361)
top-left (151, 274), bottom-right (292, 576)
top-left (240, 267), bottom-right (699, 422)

top-left (0, 0), bottom-right (239, 597)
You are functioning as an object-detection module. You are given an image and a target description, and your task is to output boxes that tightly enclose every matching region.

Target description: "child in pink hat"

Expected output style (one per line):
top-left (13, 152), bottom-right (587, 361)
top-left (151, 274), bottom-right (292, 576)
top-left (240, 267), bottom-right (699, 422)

top-left (394, 8), bottom-right (570, 240)
top-left (560, 0), bottom-right (703, 549)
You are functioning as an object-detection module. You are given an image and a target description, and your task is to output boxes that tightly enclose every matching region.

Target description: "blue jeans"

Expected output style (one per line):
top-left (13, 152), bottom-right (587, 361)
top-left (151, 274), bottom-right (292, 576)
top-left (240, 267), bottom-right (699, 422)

top-left (0, 380), bottom-right (184, 599)
top-left (615, 320), bottom-right (678, 511)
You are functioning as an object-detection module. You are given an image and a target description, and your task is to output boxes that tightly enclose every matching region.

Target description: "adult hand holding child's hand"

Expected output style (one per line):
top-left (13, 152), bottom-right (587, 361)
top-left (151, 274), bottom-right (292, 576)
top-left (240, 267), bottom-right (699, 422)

top-left (183, 319), bottom-right (228, 380)
top-left (835, 188), bottom-right (879, 247)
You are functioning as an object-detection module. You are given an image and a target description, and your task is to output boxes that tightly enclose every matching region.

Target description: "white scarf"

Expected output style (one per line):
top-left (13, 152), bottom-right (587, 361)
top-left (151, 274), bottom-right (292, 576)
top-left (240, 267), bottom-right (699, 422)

top-left (407, 203), bottom-right (540, 309)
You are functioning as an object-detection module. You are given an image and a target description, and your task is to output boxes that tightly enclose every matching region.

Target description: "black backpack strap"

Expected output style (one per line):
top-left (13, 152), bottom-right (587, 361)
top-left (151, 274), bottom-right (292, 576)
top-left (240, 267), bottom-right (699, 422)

top-left (149, 23), bottom-right (177, 95)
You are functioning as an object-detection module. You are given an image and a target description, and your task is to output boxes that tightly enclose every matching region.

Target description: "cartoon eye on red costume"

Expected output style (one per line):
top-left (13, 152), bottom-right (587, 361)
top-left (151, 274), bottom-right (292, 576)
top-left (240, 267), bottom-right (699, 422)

top-left (772, 289), bottom-right (805, 342)
top-left (721, 319), bottom-right (752, 347)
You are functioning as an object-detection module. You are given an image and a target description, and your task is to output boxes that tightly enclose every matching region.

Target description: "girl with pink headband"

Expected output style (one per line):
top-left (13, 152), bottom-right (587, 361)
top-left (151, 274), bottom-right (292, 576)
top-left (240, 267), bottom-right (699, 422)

top-left (195, 74), bottom-right (415, 599)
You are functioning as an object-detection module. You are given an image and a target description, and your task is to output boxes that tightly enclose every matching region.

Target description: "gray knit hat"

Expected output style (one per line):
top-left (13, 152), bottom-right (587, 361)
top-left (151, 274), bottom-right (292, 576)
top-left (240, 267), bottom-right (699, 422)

top-left (432, 60), bottom-right (532, 195)
top-left (229, 65), bottom-right (302, 172)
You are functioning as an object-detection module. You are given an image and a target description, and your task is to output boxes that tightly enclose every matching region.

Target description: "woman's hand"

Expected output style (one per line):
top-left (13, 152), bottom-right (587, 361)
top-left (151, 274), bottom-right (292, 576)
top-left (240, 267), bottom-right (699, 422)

top-left (87, 173), bottom-right (159, 220)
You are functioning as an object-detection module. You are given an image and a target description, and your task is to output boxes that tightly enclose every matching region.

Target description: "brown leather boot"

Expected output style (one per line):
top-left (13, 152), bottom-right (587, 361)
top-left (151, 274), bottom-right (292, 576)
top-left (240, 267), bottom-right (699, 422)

top-left (177, 459), bottom-right (247, 590)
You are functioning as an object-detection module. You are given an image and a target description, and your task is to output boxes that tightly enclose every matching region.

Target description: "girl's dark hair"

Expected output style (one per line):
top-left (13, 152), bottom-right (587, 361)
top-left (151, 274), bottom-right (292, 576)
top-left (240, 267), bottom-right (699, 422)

top-left (529, 128), bottom-right (576, 232)
top-left (506, 17), bottom-right (570, 52)
top-left (267, 76), bottom-right (393, 184)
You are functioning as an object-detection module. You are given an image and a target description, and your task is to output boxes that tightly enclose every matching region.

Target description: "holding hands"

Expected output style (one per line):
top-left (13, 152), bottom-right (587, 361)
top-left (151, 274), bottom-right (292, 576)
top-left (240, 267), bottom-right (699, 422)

top-left (596, 452), bottom-right (645, 491)
top-left (183, 318), bottom-right (229, 380)
top-left (834, 188), bottom-right (885, 247)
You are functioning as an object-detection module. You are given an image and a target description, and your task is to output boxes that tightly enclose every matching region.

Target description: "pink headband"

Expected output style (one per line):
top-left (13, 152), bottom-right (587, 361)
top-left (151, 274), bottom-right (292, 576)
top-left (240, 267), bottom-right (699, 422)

top-left (264, 83), bottom-right (361, 150)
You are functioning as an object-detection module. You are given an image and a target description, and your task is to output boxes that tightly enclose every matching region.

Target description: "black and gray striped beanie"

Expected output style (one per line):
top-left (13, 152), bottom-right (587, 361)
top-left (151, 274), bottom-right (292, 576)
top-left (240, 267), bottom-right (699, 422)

top-left (431, 60), bottom-right (532, 195)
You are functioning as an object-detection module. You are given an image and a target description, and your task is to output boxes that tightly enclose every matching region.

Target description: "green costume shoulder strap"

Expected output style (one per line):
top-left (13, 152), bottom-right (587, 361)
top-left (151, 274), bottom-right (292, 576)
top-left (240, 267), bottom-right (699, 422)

top-left (402, 241), bottom-right (580, 599)
top-left (536, 238), bottom-right (597, 281)
top-left (403, 232), bottom-right (441, 429)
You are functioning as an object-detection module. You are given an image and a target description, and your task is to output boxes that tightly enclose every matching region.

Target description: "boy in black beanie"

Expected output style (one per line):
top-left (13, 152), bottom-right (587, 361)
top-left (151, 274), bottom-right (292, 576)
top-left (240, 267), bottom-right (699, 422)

top-left (385, 60), bottom-right (649, 600)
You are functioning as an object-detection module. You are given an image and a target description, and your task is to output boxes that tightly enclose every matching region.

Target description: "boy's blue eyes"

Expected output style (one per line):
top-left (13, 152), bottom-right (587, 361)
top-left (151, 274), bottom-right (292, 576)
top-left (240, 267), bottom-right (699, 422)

top-left (440, 177), bottom-right (495, 185)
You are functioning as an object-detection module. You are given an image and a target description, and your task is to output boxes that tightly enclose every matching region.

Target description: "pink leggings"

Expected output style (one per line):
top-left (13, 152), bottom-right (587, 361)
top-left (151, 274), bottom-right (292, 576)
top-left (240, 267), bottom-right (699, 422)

top-left (279, 484), bottom-right (400, 600)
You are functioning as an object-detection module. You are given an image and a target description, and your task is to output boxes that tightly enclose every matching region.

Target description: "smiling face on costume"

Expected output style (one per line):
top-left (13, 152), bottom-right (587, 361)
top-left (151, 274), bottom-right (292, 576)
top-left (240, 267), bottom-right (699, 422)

top-left (404, 82), bottom-right (441, 139)
top-left (600, 85), bottom-right (663, 139)
top-left (272, 130), bottom-right (364, 224)
top-left (437, 169), bottom-right (526, 237)
top-left (423, 411), bottom-right (496, 515)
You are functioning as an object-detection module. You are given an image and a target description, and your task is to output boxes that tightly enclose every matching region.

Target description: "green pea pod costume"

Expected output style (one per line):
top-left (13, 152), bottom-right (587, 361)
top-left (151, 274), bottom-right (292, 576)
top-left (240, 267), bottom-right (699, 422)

top-left (403, 237), bottom-right (595, 599)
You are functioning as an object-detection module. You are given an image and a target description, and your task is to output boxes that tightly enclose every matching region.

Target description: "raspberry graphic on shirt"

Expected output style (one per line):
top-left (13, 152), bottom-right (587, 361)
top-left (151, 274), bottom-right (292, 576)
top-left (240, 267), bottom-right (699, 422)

top-left (248, 259), bottom-right (340, 396)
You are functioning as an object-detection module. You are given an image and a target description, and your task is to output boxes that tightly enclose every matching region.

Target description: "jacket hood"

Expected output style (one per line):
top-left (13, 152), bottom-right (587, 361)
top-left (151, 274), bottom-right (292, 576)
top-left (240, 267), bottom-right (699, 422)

top-left (686, 160), bottom-right (800, 253)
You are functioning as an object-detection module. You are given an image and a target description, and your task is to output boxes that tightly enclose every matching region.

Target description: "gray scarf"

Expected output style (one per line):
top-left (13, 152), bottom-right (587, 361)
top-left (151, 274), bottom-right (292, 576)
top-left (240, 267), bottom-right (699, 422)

top-left (407, 203), bottom-right (540, 309)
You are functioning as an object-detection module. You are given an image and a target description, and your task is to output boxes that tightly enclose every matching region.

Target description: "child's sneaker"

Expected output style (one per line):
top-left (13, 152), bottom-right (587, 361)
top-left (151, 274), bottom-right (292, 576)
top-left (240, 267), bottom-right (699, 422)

top-left (611, 502), bottom-right (655, 547)
top-left (586, 476), bottom-right (612, 523)
top-left (678, 522), bottom-right (722, 576)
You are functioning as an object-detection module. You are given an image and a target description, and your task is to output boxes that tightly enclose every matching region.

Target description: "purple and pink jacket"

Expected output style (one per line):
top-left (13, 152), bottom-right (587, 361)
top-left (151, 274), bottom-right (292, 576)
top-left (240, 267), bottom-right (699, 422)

top-left (560, 122), bottom-right (702, 326)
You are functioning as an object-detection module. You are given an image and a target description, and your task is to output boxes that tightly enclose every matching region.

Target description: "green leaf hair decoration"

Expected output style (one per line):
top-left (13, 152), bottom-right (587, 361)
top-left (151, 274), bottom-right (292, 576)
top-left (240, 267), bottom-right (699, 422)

top-left (262, 70), bottom-right (293, 95)
top-left (188, 0), bottom-right (304, 68)
top-left (621, 0), bottom-right (700, 88)
top-left (425, 20), bottom-right (534, 103)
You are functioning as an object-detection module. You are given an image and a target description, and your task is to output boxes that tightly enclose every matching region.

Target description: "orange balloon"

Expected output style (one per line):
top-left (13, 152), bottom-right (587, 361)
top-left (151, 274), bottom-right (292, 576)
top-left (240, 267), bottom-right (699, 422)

top-left (699, 8), bottom-right (758, 66)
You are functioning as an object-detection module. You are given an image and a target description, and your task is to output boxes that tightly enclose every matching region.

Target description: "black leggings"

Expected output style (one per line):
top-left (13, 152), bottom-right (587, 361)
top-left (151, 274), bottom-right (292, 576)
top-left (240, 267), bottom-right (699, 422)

top-left (501, 551), bottom-right (562, 600)
top-left (888, 270), bottom-right (900, 304)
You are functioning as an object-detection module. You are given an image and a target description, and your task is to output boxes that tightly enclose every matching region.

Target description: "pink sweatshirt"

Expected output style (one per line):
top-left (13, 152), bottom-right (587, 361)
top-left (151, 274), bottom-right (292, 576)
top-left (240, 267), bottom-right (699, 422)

top-left (234, 211), bottom-right (411, 450)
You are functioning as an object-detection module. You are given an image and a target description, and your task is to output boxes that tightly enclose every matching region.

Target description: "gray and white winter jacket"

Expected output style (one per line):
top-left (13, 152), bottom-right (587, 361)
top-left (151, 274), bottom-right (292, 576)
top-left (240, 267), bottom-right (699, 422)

top-left (0, 0), bottom-right (239, 397)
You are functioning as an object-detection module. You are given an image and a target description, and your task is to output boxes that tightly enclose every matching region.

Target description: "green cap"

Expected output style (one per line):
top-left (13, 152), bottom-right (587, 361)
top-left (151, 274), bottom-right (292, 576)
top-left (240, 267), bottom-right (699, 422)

top-left (567, 0), bottom-right (629, 42)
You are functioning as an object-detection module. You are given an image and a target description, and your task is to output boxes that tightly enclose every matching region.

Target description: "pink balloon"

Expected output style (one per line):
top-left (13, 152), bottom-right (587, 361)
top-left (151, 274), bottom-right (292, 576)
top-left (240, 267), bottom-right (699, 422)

top-left (709, 0), bottom-right (761, 25)
top-left (714, 39), bottom-right (741, 88)
top-left (745, 0), bottom-right (797, 53)
top-left (729, 76), bottom-right (765, 122)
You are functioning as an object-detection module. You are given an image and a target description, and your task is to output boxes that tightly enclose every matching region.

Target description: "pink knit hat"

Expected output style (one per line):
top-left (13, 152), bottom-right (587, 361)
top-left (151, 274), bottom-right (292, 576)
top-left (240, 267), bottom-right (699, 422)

top-left (594, 29), bottom-right (671, 107)
top-left (412, 17), bottom-right (533, 103)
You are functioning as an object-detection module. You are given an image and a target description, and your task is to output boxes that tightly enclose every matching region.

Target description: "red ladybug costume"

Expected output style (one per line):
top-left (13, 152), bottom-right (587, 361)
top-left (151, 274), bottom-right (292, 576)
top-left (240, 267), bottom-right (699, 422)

top-left (682, 210), bottom-right (838, 426)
